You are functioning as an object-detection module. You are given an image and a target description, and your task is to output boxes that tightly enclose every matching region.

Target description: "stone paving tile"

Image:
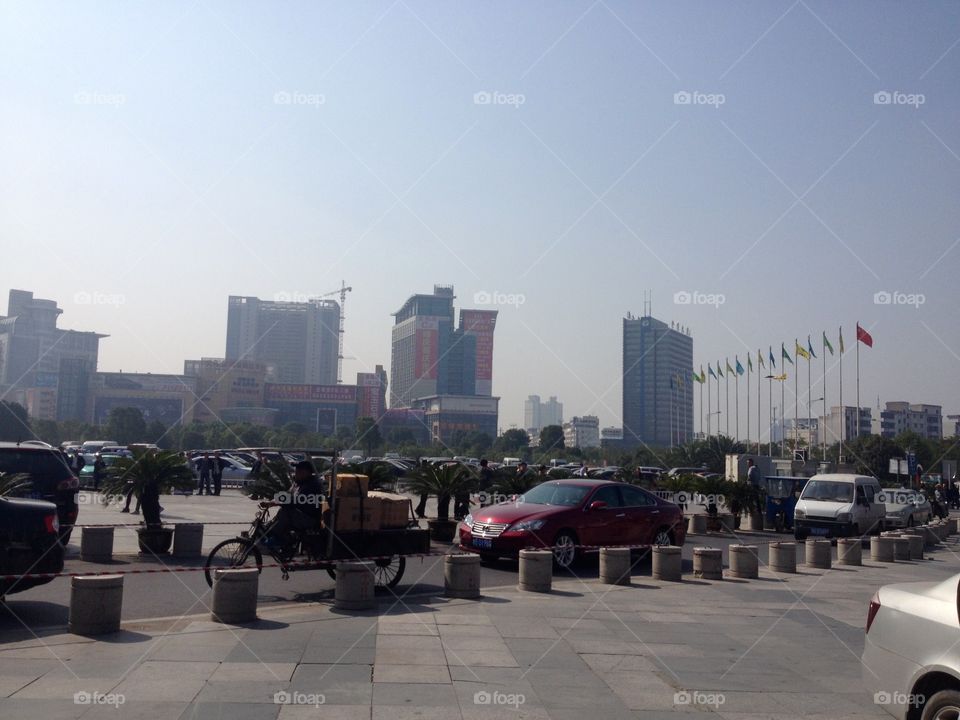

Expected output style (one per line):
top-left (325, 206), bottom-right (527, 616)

top-left (0, 697), bottom-right (90, 719)
top-left (180, 702), bottom-right (279, 720)
top-left (371, 708), bottom-right (463, 720)
top-left (81, 700), bottom-right (191, 719)
top-left (373, 664), bottom-right (451, 683)
top-left (371, 681), bottom-right (459, 706)
top-left (277, 705), bottom-right (370, 720)
top-left (300, 644), bottom-right (375, 664)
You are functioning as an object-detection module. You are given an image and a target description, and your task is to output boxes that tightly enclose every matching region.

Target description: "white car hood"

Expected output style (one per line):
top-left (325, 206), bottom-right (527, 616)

top-left (798, 500), bottom-right (850, 517)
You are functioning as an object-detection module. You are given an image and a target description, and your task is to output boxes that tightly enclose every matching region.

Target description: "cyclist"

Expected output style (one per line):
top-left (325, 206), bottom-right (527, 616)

top-left (260, 461), bottom-right (325, 554)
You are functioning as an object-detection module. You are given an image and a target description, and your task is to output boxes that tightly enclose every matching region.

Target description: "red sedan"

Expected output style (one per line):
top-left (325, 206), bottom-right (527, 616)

top-left (458, 479), bottom-right (685, 569)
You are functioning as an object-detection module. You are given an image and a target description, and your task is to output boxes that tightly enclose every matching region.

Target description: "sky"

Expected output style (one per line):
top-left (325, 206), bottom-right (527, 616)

top-left (1, 1), bottom-right (959, 436)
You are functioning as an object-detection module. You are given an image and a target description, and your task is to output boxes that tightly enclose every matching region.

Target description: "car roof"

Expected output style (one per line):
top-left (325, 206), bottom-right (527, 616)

top-left (538, 478), bottom-right (617, 487)
top-left (0, 442), bottom-right (61, 452)
top-left (809, 473), bottom-right (876, 483)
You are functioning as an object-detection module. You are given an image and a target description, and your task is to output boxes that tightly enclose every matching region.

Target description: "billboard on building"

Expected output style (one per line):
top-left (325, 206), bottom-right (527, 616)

top-left (414, 317), bottom-right (439, 380)
top-left (459, 310), bottom-right (496, 393)
top-left (265, 384), bottom-right (357, 403)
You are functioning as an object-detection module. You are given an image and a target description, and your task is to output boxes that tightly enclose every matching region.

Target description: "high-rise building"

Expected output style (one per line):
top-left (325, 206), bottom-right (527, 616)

top-left (563, 415), bottom-right (600, 449)
top-left (622, 313), bottom-right (693, 448)
top-left (524, 394), bottom-right (563, 435)
top-left (880, 402), bottom-right (942, 440)
top-left (0, 290), bottom-right (106, 421)
top-left (819, 406), bottom-right (873, 445)
top-left (524, 395), bottom-right (541, 432)
top-left (225, 295), bottom-right (340, 386)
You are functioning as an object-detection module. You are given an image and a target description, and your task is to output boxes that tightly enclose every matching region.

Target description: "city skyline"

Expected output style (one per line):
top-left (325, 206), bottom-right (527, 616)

top-left (2, 2), bottom-right (958, 433)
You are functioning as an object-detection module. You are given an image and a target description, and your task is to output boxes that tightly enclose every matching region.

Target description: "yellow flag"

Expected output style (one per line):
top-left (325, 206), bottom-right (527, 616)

top-left (795, 340), bottom-right (810, 360)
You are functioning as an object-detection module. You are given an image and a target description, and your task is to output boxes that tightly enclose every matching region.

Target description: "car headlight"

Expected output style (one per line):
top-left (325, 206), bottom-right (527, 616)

top-left (508, 519), bottom-right (546, 532)
top-left (461, 514), bottom-right (473, 527)
top-left (836, 512), bottom-right (852, 523)
top-left (794, 509), bottom-right (805, 519)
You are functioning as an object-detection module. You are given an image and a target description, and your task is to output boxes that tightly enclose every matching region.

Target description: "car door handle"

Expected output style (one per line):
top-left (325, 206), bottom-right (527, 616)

top-left (615, 513), bottom-right (626, 518)
top-left (650, 510), bottom-right (660, 514)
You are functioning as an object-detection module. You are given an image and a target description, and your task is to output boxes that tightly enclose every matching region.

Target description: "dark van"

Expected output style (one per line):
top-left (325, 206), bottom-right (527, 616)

top-left (0, 442), bottom-right (79, 544)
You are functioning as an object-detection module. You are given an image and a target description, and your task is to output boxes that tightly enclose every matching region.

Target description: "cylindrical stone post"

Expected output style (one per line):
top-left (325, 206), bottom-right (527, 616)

top-left (693, 547), bottom-right (723, 580)
top-left (900, 532), bottom-right (924, 560)
top-left (687, 514), bottom-right (706, 534)
top-left (891, 536), bottom-right (910, 561)
top-left (805, 539), bottom-right (832, 569)
top-left (870, 536), bottom-right (897, 563)
top-left (518, 549), bottom-right (553, 592)
top-left (599, 547), bottom-right (632, 586)
top-left (652, 545), bottom-right (682, 581)
top-left (444, 553), bottom-right (481, 598)
top-left (333, 562), bottom-right (375, 611)
top-left (837, 538), bottom-right (862, 566)
top-left (743, 511), bottom-right (765, 532)
top-left (944, 518), bottom-right (955, 537)
top-left (937, 522), bottom-right (949, 541)
top-left (718, 514), bottom-right (735, 532)
top-left (950, 517), bottom-right (960, 535)
top-left (727, 544), bottom-right (759, 579)
top-left (919, 525), bottom-right (939, 547)
top-left (212, 568), bottom-right (259, 622)
top-left (70, 574), bottom-right (123, 635)
top-left (80, 526), bottom-right (114, 562)
top-left (173, 523), bottom-right (204, 559)
top-left (768, 542), bottom-right (797, 574)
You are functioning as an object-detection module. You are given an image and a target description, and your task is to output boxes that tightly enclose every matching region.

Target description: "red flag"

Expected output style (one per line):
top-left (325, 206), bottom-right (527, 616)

top-left (856, 323), bottom-right (873, 348)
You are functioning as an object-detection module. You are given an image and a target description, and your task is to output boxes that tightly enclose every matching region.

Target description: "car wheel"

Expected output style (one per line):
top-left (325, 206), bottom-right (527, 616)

top-left (552, 531), bottom-right (579, 570)
top-left (652, 527), bottom-right (673, 546)
top-left (921, 689), bottom-right (960, 720)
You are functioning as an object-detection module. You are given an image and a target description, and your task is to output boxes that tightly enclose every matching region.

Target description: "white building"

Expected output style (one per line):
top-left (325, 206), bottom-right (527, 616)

top-left (880, 402), bottom-right (942, 440)
top-left (523, 394), bottom-right (563, 434)
top-left (563, 415), bottom-right (600, 449)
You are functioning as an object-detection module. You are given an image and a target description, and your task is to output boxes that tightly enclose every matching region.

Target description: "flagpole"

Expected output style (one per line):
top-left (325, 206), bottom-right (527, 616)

top-left (839, 327), bottom-right (844, 462)
top-left (781, 373), bottom-right (786, 459)
top-left (757, 353), bottom-right (761, 455)
top-left (856, 323), bottom-right (861, 439)
top-left (822, 334), bottom-right (827, 461)
top-left (767, 375), bottom-right (772, 456)
top-left (807, 347), bottom-right (812, 455)
top-left (700, 376), bottom-right (704, 439)
top-left (725, 370), bottom-right (730, 438)
top-left (707, 371), bottom-right (712, 438)
top-left (794, 341), bottom-right (799, 456)
top-left (745, 360), bottom-right (749, 447)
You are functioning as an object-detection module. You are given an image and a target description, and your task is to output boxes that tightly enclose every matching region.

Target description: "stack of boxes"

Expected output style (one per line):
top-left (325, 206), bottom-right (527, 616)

top-left (325, 474), bottom-right (414, 531)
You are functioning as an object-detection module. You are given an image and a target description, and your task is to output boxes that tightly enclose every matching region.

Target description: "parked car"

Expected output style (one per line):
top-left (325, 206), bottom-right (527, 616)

top-left (0, 496), bottom-right (64, 597)
top-left (78, 453), bottom-right (123, 489)
top-left (190, 455), bottom-right (253, 483)
top-left (881, 488), bottom-right (932, 529)
top-left (0, 442), bottom-right (79, 544)
top-left (862, 572), bottom-right (960, 719)
top-left (458, 479), bottom-right (685, 569)
top-left (667, 466), bottom-right (709, 477)
top-left (793, 473), bottom-right (885, 540)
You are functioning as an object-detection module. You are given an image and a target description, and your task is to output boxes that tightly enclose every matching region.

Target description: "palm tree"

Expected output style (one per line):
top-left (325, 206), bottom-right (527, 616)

top-left (101, 450), bottom-right (196, 527)
top-left (241, 458), bottom-right (294, 501)
top-left (490, 467), bottom-right (542, 499)
top-left (404, 463), bottom-right (475, 521)
top-left (0, 472), bottom-right (31, 497)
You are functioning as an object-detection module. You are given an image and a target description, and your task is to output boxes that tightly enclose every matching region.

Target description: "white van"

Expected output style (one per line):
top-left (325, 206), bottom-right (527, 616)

top-left (793, 473), bottom-right (885, 540)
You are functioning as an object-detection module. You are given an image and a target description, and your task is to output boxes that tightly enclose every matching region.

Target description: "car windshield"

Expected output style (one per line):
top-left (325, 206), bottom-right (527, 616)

top-left (0, 449), bottom-right (70, 477)
top-left (519, 483), bottom-right (590, 507)
top-left (801, 480), bottom-right (854, 503)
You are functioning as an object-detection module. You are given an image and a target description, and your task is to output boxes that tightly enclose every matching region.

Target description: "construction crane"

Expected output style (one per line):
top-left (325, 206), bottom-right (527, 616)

top-left (314, 281), bottom-right (353, 383)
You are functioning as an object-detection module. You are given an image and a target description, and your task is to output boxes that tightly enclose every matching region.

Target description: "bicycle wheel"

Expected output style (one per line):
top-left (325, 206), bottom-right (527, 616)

top-left (204, 538), bottom-right (263, 587)
top-left (324, 557), bottom-right (406, 589)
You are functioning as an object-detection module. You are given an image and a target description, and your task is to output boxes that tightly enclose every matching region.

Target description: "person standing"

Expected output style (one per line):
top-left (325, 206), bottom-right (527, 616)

top-left (197, 453), bottom-right (213, 496)
top-left (478, 458), bottom-right (493, 507)
top-left (92, 453), bottom-right (106, 492)
top-left (746, 458), bottom-right (764, 517)
top-left (212, 451), bottom-right (224, 496)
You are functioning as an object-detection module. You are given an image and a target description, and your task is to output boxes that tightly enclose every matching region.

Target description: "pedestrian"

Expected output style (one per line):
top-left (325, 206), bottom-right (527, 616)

top-left (121, 478), bottom-right (141, 514)
top-left (478, 458), bottom-right (494, 506)
top-left (575, 462), bottom-right (588, 477)
top-left (197, 452), bottom-right (213, 495)
top-left (249, 450), bottom-right (264, 480)
top-left (537, 464), bottom-right (549, 479)
top-left (746, 458), bottom-right (764, 517)
top-left (74, 450), bottom-right (86, 478)
top-left (92, 453), bottom-right (106, 492)
top-left (212, 451), bottom-right (224, 496)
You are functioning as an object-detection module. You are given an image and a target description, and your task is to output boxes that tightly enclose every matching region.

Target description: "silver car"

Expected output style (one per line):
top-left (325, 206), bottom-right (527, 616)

top-left (862, 573), bottom-right (960, 719)
top-left (882, 488), bottom-right (933, 529)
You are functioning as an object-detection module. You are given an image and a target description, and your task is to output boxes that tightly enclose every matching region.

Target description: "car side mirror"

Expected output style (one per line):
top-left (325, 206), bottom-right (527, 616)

top-left (589, 500), bottom-right (608, 511)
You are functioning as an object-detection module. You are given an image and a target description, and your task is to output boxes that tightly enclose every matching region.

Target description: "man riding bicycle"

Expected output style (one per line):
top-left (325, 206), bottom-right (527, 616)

top-left (259, 460), bottom-right (325, 555)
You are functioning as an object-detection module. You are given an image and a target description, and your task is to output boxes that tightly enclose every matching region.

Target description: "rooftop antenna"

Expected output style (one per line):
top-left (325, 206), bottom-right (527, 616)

top-left (643, 290), bottom-right (652, 318)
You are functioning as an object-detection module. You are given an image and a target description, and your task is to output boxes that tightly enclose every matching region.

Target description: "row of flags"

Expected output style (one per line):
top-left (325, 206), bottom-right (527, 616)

top-left (689, 323), bottom-right (874, 385)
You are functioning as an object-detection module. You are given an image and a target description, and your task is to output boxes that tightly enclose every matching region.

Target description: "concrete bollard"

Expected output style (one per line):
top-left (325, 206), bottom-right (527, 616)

top-left (718, 514), bottom-right (735, 532)
top-left (805, 539), bottom-right (832, 569)
top-left (743, 511), bottom-right (765, 532)
top-left (837, 538), bottom-right (862, 566)
top-left (891, 536), bottom-right (911, 561)
top-left (870, 536), bottom-right (897, 563)
top-left (444, 553), bottom-right (481, 599)
top-left (950, 517), bottom-right (960, 535)
top-left (599, 547), bottom-right (632, 586)
top-left (333, 562), bottom-right (375, 611)
top-left (687, 514), bottom-right (707, 534)
top-left (727, 544), bottom-right (759, 579)
top-left (80, 526), bottom-right (114, 562)
top-left (919, 525), bottom-right (939, 547)
top-left (937, 522), bottom-right (950, 541)
top-left (518, 550), bottom-right (553, 593)
top-left (652, 545), bottom-right (682, 581)
top-left (70, 575), bottom-right (123, 635)
top-left (693, 547), bottom-right (723, 580)
top-left (768, 542), bottom-right (797, 574)
top-left (900, 532), bottom-right (925, 560)
top-left (173, 523), bottom-right (204, 559)
top-left (944, 518), bottom-right (955, 537)
top-left (212, 568), bottom-right (259, 623)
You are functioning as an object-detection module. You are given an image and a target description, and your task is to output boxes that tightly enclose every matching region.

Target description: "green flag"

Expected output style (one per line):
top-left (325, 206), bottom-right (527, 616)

top-left (822, 331), bottom-right (834, 356)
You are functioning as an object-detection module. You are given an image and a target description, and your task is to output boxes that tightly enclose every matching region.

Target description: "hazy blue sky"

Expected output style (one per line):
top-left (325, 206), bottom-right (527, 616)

top-left (2, 1), bottom-right (958, 436)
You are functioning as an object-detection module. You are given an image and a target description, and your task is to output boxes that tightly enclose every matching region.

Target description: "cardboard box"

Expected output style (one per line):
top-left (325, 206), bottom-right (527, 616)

top-left (368, 491), bottom-right (413, 529)
top-left (334, 473), bottom-right (369, 497)
top-left (326, 496), bottom-right (382, 531)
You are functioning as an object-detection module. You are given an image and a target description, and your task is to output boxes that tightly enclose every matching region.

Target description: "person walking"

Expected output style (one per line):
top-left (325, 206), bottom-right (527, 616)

top-left (212, 451), bottom-right (224, 496)
top-left (197, 453), bottom-right (213, 496)
top-left (746, 458), bottom-right (764, 517)
top-left (477, 458), bottom-right (494, 507)
top-left (92, 453), bottom-right (106, 492)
